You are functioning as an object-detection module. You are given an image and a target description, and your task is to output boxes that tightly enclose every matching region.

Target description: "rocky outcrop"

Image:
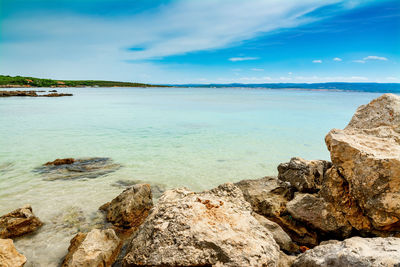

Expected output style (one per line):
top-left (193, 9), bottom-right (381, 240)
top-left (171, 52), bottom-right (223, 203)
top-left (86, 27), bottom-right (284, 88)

top-left (278, 157), bottom-right (331, 193)
top-left (293, 237), bottom-right (400, 267)
top-left (235, 177), bottom-right (318, 247)
top-left (0, 238), bottom-right (27, 267)
top-left (123, 183), bottom-right (281, 267)
top-left (62, 229), bottom-right (121, 267)
top-left (325, 93), bottom-right (400, 232)
top-left (0, 90), bottom-right (72, 97)
top-left (100, 184), bottom-right (153, 228)
top-left (34, 157), bottom-right (121, 180)
top-left (0, 205), bottom-right (43, 238)
top-left (111, 179), bottom-right (166, 199)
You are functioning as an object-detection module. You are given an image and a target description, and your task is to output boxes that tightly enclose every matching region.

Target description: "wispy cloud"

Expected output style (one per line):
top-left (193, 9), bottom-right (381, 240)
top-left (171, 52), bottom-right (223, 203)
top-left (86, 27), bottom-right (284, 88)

top-left (312, 59), bottom-right (322, 63)
top-left (363, 55), bottom-right (388, 61)
top-left (229, 57), bottom-right (259, 62)
top-left (333, 57), bottom-right (342, 61)
top-left (352, 60), bottom-right (366, 63)
top-left (251, 68), bottom-right (264, 71)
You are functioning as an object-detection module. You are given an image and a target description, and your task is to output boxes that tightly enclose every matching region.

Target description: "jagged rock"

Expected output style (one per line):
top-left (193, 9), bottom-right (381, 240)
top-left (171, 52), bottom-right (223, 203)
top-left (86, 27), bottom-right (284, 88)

top-left (278, 157), bottom-right (332, 193)
top-left (0, 205), bottom-right (43, 238)
top-left (325, 93), bottom-right (400, 231)
top-left (62, 229), bottom-right (121, 267)
top-left (0, 239), bottom-right (26, 267)
top-left (123, 183), bottom-right (281, 267)
top-left (286, 193), bottom-right (351, 236)
top-left (293, 236), bottom-right (400, 267)
top-left (34, 157), bottom-right (121, 180)
top-left (252, 212), bottom-right (298, 253)
top-left (111, 179), bottom-right (166, 199)
top-left (235, 177), bottom-right (318, 247)
top-left (100, 184), bottom-right (153, 228)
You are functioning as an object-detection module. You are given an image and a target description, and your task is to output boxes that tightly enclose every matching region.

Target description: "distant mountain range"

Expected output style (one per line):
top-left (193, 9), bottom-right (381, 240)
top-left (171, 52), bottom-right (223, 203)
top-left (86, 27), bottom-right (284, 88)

top-left (172, 83), bottom-right (400, 93)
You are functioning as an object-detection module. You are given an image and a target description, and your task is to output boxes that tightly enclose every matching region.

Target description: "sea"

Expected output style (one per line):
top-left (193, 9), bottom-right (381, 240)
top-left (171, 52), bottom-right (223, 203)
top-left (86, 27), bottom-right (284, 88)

top-left (0, 86), bottom-right (397, 265)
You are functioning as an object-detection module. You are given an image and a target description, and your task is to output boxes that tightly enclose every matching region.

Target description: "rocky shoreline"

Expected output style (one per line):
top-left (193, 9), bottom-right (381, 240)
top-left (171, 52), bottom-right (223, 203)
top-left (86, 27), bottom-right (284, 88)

top-left (0, 90), bottom-right (73, 97)
top-left (0, 93), bottom-right (399, 266)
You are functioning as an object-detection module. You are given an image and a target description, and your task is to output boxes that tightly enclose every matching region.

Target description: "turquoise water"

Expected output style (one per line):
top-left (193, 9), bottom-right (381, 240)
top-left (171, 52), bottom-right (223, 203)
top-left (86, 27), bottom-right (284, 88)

top-left (0, 87), bottom-right (384, 265)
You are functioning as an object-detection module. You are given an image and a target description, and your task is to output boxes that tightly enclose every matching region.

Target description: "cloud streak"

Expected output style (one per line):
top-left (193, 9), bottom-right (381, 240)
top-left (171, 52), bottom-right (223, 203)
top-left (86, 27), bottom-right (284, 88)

top-left (229, 57), bottom-right (259, 62)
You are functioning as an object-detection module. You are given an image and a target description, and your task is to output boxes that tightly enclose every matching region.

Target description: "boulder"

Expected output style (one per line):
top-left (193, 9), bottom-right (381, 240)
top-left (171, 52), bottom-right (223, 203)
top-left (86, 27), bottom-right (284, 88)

top-left (286, 193), bottom-right (351, 236)
top-left (278, 157), bottom-right (331, 193)
top-left (62, 229), bottom-right (121, 267)
top-left (252, 212), bottom-right (298, 253)
top-left (111, 179), bottom-right (166, 199)
top-left (34, 157), bottom-right (121, 180)
top-left (0, 205), bottom-right (43, 238)
top-left (293, 236), bottom-right (400, 267)
top-left (325, 93), bottom-right (400, 231)
top-left (235, 177), bottom-right (318, 247)
top-left (0, 238), bottom-right (26, 267)
top-left (123, 183), bottom-right (281, 267)
top-left (100, 184), bottom-right (153, 228)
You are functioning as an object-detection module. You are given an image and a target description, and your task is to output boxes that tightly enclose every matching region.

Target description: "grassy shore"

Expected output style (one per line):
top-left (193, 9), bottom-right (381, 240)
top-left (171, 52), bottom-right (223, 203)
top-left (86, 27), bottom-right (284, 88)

top-left (0, 75), bottom-right (166, 88)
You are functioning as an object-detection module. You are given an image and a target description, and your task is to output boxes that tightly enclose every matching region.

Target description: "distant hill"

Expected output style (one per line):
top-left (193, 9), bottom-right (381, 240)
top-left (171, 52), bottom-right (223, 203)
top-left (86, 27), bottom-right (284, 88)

top-left (0, 75), bottom-right (165, 88)
top-left (174, 82), bottom-right (400, 93)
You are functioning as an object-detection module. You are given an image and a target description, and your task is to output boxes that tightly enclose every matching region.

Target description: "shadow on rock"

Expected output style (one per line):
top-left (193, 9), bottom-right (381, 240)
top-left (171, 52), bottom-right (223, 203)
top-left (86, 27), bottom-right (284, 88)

top-left (34, 157), bottom-right (121, 181)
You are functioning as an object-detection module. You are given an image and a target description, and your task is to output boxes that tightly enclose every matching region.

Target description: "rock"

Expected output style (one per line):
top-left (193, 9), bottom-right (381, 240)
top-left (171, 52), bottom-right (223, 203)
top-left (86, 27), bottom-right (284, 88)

top-left (252, 212), bottom-right (298, 253)
top-left (62, 229), bottom-right (121, 267)
top-left (293, 236), bottom-right (400, 267)
top-left (286, 193), bottom-right (351, 236)
top-left (34, 157), bottom-right (121, 180)
top-left (0, 90), bottom-right (38, 97)
top-left (325, 93), bottom-right (400, 231)
top-left (41, 93), bottom-right (73, 97)
top-left (278, 157), bottom-right (332, 193)
top-left (100, 184), bottom-right (153, 228)
top-left (0, 238), bottom-right (27, 267)
top-left (0, 205), bottom-right (43, 238)
top-left (111, 179), bottom-right (166, 199)
top-left (235, 177), bottom-right (318, 247)
top-left (123, 183), bottom-right (281, 267)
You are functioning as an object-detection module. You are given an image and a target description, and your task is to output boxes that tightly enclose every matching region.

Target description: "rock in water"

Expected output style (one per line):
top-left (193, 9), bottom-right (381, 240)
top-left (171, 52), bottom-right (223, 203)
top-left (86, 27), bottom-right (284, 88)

top-left (293, 237), bottom-right (400, 267)
top-left (278, 157), bottom-right (332, 193)
top-left (34, 157), bottom-right (121, 180)
top-left (123, 183), bottom-right (281, 267)
top-left (0, 205), bottom-right (43, 238)
top-left (325, 93), bottom-right (400, 231)
top-left (0, 238), bottom-right (27, 267)
top-left (62, 229), bottom-right (121, 267)
top-left (100, 184), bottom-right (153, 228)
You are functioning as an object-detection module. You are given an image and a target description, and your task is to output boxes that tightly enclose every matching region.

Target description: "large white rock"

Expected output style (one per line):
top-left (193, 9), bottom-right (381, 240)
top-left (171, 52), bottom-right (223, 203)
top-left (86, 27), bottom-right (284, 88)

top-left (123, 183), bottom-right (281, 267)
top-left (293, 236), bottom-right (400, 267)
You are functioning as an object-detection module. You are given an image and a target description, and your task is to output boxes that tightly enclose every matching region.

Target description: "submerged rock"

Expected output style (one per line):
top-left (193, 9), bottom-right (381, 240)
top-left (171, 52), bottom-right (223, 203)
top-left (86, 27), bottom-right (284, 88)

top-left (34, 157), bottom-right (121, 180)
top-left (62, 229), bottom-right (121, 267)
top-left (123, 183), bottom-right (281, 267)
top-left (100, 184), bottom-right (153, 228)
top-left (0, 205), bottom-right (43, 238)
top-left (293, 237), bottom-right (400, 267)
top-left (111, 179), bottom-right (166, 199)
top-left (0, 238), bottom-right (27, 267)
top-left (278, 157), bottom-right (331, 193)
top-left (325, 93), bottom-right (400, 231)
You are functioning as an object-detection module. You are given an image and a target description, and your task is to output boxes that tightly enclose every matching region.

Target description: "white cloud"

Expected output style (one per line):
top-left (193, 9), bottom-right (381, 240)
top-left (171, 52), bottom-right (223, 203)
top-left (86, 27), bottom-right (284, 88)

top-left (363, 56), bottom-right (388, 61)
top-left (312, 60), bottom-right (322, 63)
top-left (229, 57), bottom-right (259, 62)
top-left (251, 68), bottom-right (264, 71)
top-left (288, 72), bottom-right (293, 75)
top-left (352, 60), bottom-right (365, 63)
top-left (333, 57), bottom-right (342, 61)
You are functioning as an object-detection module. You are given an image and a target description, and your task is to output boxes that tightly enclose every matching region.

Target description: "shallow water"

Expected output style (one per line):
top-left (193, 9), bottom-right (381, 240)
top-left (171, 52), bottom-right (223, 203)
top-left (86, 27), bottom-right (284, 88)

top-left (0, 87), bottom-right (384, 265)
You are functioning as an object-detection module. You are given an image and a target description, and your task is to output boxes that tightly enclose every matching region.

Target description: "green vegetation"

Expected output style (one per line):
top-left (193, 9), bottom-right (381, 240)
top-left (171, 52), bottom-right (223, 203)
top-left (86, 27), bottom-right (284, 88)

top-left (0, 75), bottom-right (165, 88)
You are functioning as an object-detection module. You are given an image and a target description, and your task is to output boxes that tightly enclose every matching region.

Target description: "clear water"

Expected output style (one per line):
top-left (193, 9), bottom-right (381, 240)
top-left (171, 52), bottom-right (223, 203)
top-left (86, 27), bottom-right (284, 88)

top-left (0, 87), bottom-right (385, 265)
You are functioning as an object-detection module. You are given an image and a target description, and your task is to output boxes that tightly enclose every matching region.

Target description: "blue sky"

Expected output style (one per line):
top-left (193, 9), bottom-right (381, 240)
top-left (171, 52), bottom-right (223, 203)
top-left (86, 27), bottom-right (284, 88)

top-left (0, 0), bottom-right (399, 84)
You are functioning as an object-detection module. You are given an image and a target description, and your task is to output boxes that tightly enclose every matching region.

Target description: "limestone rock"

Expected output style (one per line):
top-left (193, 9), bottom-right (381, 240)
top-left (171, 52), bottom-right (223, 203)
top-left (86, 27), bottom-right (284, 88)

top-left (278, 157), bottom-right (331, 193)
top-left (0, 205), bottom-right (43, 238)
top-left (286, 193), bottom-right (351, 236)
top-left (123, 183), bottom-right (281, 267)
top-left (252, 212), bottom-right (298, 253)
top-left (325, 93), bottom-right (400, 231)
top-left (101, 184), bottom-right (153, 228)
top-left (62, 229), bottom-right (121, 267)
top-left (236, 177), bottom-right (318, 247)
top-left (111, 179), bottom-right (166, 199)
top-left (0, 238), bottom-right (26, 267)
top-left (293, 236), bottom-right (400, 267)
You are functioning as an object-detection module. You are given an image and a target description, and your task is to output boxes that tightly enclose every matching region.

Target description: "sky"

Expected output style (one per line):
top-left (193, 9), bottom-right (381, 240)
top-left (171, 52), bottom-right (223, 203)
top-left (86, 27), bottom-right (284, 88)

top-left (0, 0), bottom-right (399, 84)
